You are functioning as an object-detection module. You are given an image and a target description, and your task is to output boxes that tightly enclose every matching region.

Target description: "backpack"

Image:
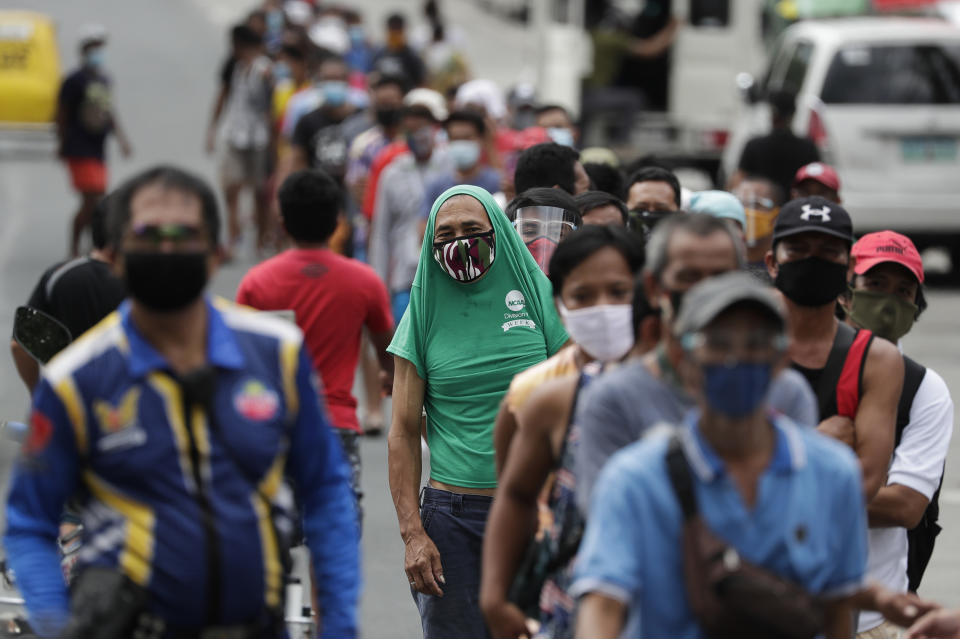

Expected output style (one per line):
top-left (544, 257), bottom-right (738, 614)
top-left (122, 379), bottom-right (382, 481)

top-left (894, 356), bottom-right (941, 592)
top-left (809, 323), bottom-right (874, 420)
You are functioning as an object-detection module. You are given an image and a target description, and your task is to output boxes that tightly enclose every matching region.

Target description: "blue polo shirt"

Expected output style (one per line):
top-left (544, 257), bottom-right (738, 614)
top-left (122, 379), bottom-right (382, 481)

top-left (571, 413), bottom-right (866, 639)
top-left (5, 298), bottom-right (359, 638)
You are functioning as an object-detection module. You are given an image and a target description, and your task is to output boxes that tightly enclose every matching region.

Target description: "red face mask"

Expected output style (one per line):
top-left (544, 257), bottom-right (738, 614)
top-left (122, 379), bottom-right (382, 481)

top-left (525, 236), bottom-right (557, 274)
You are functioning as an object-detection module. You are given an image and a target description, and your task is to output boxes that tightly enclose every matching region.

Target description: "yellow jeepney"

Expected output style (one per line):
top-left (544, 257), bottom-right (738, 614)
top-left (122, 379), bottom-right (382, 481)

top-left (0, 10), bottom-right (60, 127)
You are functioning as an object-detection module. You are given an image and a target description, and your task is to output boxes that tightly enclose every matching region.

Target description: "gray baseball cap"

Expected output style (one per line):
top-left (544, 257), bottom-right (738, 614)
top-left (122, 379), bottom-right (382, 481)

top-left (673, 271), bottom-right (785, 337)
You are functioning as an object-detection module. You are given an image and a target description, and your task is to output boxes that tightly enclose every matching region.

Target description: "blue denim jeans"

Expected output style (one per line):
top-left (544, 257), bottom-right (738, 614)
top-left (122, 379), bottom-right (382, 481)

top-left (413, 487), bottom-right (492, 639)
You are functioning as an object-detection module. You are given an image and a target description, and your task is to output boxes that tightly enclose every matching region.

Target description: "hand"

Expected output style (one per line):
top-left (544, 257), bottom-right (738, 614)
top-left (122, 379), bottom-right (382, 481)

top-left (481, 599), bottom-right (533, 639)
top-left (404, 529), bottom-right (444, 596)
top-left (380, 370), bottom-right (394, 397)
top-left (874, 588), bottom-right (940, 628)
top-left (817, 415), bottom-right (855, 448)
top-left (907, 608), bottom-right (960, 639)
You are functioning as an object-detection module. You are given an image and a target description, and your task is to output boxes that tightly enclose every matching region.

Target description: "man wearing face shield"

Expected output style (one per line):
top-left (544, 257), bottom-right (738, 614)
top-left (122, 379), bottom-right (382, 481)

top-left (4, 166), bottom-right (360, 639)
top-left (387, 186), bottom-right (567, 639)
top-left (732, 175), bottom-right (784, 282)
top-left (573, 272), bottom-right (868, 639)
top-left (839, 232), bottom-right (953, 636)
top-left (505, 188), bottom-right (583, 274)
top-left (574, 213), bottom-right (818, 511)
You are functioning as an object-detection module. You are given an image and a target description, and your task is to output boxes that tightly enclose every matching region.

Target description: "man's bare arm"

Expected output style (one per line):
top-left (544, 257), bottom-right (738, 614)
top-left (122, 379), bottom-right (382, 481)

top-left (869, 484), bottom-right (929, 529)
top-left (854, 339), bottom-right (903, 500)
top-left (822, 597), bottom-right (854, 639)
top-left (387, 356), bottom-right (443, 596)
top-left (575, 593), bottom-right (626, 639)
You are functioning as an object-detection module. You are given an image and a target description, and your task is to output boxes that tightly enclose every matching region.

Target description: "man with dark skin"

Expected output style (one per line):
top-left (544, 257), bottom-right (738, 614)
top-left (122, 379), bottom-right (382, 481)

top-left (765, 198), bottom-right (903, 502)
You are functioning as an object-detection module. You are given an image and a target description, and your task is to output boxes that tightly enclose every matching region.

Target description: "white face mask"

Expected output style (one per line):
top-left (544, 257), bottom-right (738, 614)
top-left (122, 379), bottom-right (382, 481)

top-left (558, 302), bottom-right (635, 362)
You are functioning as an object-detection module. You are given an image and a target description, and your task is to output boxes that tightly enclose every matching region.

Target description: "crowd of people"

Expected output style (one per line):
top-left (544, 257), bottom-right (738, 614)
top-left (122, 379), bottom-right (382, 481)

top-left (7, 1), bottom-right (960, 639)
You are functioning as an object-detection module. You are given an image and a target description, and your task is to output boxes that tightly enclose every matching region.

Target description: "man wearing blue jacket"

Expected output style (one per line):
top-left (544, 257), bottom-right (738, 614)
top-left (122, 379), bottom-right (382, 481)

top-left (5, 166), bottom-right (360, 639)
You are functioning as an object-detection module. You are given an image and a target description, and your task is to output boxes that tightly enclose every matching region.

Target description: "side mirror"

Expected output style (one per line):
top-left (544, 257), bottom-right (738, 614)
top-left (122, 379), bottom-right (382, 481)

top-left (13, 306), bottom-right (72, 364)
top-left (736, 72), bottom-right (761, 104)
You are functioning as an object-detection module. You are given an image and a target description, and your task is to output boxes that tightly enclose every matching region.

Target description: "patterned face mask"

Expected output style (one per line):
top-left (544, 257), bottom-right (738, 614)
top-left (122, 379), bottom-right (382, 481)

top-left (433, 230), bottom-right (496, 282)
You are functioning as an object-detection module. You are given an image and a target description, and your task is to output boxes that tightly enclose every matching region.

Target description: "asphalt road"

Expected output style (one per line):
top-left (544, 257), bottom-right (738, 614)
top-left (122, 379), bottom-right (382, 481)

top-left (0, 1), bottom-right (958, 637)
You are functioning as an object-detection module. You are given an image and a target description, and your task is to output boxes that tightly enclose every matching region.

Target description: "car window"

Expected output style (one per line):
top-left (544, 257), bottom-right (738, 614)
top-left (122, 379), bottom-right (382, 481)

top-left (762, 36), bottom-right (793, 94)
top-left (690, 0), bottom-right (729, 27)
top-left (781, 40), bottom-right (813, 95)
top-left (821, 44), bottom-right (960, 104)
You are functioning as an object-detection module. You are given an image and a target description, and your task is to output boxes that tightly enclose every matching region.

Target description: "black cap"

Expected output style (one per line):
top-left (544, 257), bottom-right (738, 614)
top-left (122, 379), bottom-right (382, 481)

top-left (772, 196), bottom-right (854, 244)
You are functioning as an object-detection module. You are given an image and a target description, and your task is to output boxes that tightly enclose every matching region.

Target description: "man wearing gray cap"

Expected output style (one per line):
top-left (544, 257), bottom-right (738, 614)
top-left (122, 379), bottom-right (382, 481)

top-left (571, 271), bottom-right (867, 639)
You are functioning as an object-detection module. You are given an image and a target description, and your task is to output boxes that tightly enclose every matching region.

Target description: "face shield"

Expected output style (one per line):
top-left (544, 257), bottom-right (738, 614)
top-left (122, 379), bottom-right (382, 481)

top-left (513, 206), bottom-right (578, 273)
top-left (740, 195), bottom-right (780, 247)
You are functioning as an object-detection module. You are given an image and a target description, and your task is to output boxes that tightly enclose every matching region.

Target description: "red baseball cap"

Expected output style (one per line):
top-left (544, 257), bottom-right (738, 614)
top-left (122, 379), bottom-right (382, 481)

top-left (793, 162), bottom-right (840, 192)
top-left (852, 231), bottom-right (924, 283)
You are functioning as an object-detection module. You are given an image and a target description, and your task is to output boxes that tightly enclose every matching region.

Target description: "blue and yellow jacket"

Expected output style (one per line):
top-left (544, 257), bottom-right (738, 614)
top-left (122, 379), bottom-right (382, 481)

top-left (4, 298), bottom-right (359, 638)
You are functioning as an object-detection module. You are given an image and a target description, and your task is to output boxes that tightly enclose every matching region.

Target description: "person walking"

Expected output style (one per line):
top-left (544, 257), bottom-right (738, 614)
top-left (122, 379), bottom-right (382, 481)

top-left (388, 185), bottom-right (567, 639)
top-left (5, 166), bottom-right (359, 639)
top-left (237, 169), bottom-right (395, 524)
top-left (57, 24), bottom-right (132, 257)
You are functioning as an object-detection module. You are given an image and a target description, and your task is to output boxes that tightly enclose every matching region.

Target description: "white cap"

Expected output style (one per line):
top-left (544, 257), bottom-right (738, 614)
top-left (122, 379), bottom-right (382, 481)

top-left (78, 23), bottom-right (108, 46)
top-left (455, 79), bottom-right (506, 121)
top-left (404, 88), bottom-right (448, 122)
top-left (308, 18), bottom-right (349, 55)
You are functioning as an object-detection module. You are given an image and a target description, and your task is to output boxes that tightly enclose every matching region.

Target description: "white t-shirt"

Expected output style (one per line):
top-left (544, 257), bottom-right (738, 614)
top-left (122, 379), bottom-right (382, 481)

top-left (859, 367), bottom-right (954, 632)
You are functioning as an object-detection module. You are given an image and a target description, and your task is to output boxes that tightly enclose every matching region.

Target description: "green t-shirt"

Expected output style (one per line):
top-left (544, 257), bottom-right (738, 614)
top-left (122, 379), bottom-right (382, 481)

top-left (388, 185), bottom-right (568, 488)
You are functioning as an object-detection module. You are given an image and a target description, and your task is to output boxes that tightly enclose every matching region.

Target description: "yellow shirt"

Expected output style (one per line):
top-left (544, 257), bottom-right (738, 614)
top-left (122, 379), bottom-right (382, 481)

top-left (505, 344), bottom-right (579, 414)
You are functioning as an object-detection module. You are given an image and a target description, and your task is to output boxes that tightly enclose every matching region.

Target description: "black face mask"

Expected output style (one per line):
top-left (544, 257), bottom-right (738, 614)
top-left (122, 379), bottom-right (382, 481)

top-left (123, 251), bottom-right (209, 312)
top-left (774, 256), bottom-right (848, 307)
top-left (375, 107), bottom-right (402, 128)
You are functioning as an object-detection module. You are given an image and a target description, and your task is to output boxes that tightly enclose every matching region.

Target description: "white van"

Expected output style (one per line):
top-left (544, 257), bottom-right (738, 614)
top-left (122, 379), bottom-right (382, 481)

top-left (723, 17), bottom-right (960, 262)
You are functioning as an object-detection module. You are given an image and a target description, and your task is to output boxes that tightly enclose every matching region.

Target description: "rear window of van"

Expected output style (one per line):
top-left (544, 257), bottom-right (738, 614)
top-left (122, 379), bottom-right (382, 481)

top-left (821, 44), bottom-right (960, 104)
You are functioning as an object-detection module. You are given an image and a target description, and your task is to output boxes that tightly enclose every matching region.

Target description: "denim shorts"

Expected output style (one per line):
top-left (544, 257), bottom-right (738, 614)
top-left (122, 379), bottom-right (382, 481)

top-left (413, 487), bottom-right (493, 639)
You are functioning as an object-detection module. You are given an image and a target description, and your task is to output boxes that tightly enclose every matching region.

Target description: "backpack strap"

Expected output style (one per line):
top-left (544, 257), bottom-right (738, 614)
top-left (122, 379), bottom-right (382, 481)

top-left (810, 323), bottom-right (856, 419)
top-left (895, 356), bottom-right (927, 448)
top-left (666, 434), bottom-right (698, 521)
top-left (835, 328), bottom-right (873, 419)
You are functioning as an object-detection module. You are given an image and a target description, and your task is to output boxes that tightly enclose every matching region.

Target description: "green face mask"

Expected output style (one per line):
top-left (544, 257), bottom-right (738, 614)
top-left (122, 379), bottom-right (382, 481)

top-left (848, 288), bottom-right (918, 343)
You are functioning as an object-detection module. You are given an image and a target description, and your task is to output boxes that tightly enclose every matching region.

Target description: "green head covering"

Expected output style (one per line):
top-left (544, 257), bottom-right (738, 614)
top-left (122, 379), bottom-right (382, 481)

top-left (388, 184), bottom-right (568, 488)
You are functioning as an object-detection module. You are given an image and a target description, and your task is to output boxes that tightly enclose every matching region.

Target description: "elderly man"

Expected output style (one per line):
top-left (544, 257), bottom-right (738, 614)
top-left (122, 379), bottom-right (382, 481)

top-left (388, 185), bottom-right (567, 638)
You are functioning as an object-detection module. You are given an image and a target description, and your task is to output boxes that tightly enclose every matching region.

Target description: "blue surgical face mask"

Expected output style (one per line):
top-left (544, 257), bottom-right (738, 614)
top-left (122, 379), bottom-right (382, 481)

top-left (701, 362), bottom-right (772, 418)
top-left (349, 25), bottom-right (365, 45)
top-left (321, 80), bottom-right (348, 108)
top-left (267, 9), bottom-right (284, 33)
top-left (448, 139), bottom-right (480, 171)
top-left (273, 61), bottom-right (291, 82)
top-left (546, 126), bottom-right (575, 147)
top-left (85, 47), bottom-right (105, 69)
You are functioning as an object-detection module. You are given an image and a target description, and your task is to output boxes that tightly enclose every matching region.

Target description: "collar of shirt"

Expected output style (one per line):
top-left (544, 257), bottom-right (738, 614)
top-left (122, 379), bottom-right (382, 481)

top-left (119, 297), bottom-right (246, 379)
top-left (680, 411), bottom-right (807, 482)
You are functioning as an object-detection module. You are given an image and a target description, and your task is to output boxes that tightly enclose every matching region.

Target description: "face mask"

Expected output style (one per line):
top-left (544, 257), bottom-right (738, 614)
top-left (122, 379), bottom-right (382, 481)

top-left (123, 252), bottom-right (209, 312)
top-left (375, 106), bottom-right (402, 128)
top-left (406, 127), bottom-right (435, 159)
top-left (774, 256), bottom-right (848, 307)
top-left (848, 289), bottom-right (917, 343)
top-left (433, 230), bottom-right (495, 282)
top-left (387, 32), bottom-right (406, 49)
top-left (267, 10), bottom-right (284, 33)
top-left (525, 236), bottom-right (557, 274)
top-left (702, 362), bottom-right (773, 418)
top-left (744, 206), bottom-right (779, 247)
top-left (321, 81), bottom-right (348, 108)
top-left (85, 48), bottom-right (105, 69)
top-left (349, 26), bottom-right (366, 45)
top-left (546, 127), bottom-right (575, 148)
top-left (448, 140), bottom-right (480, 171)
top-left (273, 61), bottom-right (291, 82)
top-left (559, 303), bottom-right (635, 362)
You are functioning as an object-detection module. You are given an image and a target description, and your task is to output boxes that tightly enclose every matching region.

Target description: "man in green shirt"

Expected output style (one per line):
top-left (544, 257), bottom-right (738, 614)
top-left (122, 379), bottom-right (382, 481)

top-left (388, 185), bottom-right (567, 638)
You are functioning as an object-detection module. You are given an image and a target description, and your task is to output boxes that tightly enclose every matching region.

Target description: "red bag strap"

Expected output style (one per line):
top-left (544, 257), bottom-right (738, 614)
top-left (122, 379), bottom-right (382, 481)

top-left (835, 329), bottom-right (873, 418)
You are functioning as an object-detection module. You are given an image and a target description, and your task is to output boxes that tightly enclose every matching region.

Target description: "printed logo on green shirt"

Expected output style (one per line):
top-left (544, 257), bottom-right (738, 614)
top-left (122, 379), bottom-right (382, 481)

top-left (503, 289), bottom-right (537, 332)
